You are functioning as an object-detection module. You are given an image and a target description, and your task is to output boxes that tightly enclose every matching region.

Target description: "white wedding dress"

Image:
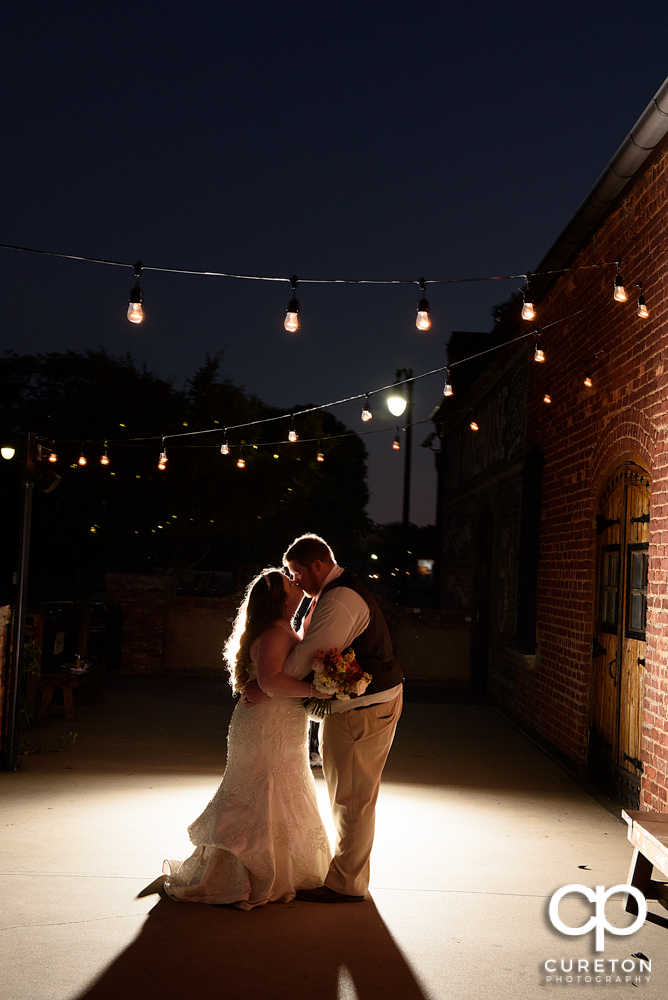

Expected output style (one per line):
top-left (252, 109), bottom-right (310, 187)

top-left (163, 625), bottom-right (331, 909)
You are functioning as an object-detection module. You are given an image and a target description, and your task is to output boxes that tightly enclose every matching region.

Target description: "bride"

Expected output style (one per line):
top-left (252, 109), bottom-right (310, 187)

top-left (162, 568), bottom-right (332, 909)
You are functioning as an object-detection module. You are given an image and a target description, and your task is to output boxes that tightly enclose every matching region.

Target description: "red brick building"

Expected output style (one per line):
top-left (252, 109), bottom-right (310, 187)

top-left (433, 76), bottom-right (668, 810)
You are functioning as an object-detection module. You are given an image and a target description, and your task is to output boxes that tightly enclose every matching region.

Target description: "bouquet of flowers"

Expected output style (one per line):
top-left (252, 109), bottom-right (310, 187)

top-left (303, 647), bottom-right (372, 718)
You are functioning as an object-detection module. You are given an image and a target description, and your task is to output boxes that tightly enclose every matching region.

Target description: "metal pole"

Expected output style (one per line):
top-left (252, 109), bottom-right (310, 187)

top-left (2, 432), bottom-right (33, 771)
top-left (397, 372), bottom-right (413, 606)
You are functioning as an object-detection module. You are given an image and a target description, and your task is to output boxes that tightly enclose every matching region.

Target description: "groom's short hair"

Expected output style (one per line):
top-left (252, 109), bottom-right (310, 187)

top-left (283, 534), bottom-right (335, 567)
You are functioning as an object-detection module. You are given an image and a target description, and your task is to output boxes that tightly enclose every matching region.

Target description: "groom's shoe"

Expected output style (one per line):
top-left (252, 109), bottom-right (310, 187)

top-left (296, 885), bottom-right (365, 903)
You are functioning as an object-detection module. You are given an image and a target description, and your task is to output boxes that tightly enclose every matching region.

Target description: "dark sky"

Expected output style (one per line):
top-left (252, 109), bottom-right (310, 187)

top-left (2, 1), bottom-right (667, 525)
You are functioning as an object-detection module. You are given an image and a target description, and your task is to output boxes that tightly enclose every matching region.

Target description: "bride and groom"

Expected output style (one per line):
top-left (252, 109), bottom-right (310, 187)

top-left (163, 533), bottom-right (403, 909)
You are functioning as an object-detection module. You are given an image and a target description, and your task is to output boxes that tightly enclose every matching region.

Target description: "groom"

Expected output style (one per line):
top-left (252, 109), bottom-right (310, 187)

top-left (247, 533), bottom-right (403, 902)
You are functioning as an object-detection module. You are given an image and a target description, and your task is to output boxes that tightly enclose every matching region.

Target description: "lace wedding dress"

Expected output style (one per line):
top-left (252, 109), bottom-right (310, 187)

top-left (163, 635), bottom-right (331, 909)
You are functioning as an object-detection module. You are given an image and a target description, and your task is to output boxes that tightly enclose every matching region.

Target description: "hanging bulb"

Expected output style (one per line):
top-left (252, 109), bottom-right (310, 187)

top-left (392, 432), bottom-right (401, 451)
top-left (127, 260), bottom-right (145, 324)
top-left (288, 417), bottom-right (298, 443)
top-left (584, 371), bottom-right (593, 388)
top-left (637, 283), bottom-right (649, 318)
top-left (78, 447), bottom-right (87, 466)
top-left (316, 446), bottom-right (325, 463)
top-left (613, 258), bottom-right (627, 302)
top-left (469, 419), bottom-right (479, 432)
top-left (387, 393), bottom-right (407, 417)
top-left (361, 394), bottom-right (372, 421)
top-left (415, 278), bottom-right (432, 331)
top-left (521, 272), bottom-right (535, 321)
top-left (534, 334), bottom-right (545, 363)
top-left (543, 392), bottom-right (552, 405)
top-left (284, 275), bottom-right (300, 332)
top-left (237, 450), bottom-right (246, 469)
top-left (220, 437), bottom-right (230, 456)
top-left (100, 442), bottom-right (110, 466)
top-left (48, 450), bottom-right (58, 463)
top-left (443, 369), bottom-right (453, 397)
top-left (158, 449), bottom-right (168, 471)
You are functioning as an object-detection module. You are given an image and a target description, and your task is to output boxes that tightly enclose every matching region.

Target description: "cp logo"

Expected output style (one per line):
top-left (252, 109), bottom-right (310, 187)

top-left (549, 884), bottom-right (647, 952)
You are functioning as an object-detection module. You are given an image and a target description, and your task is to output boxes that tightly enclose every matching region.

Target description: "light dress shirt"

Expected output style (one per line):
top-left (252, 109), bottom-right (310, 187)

top-left (283, 565), bottom-right (401, 713)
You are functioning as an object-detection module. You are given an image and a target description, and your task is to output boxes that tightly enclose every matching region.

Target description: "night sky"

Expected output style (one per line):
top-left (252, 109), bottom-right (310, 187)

top-left (2, 2), bottom-right (667, 525)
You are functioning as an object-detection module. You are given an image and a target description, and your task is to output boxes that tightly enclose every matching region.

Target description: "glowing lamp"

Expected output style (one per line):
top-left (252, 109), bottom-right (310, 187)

top-left (316, 451), bottom-right (324, 462)
top-left (392, 434), bottom-right (401, 451)
top-left (521, 301), bottom-right (535, 321)
top-left (543, 393), bottom-right (552, 404)
top-left (387, 394), bottom-right (407, 417)
top-left (584, 372), bottom-right (593, 388)
top-left (469, 420), bottom-right (479, 432)
top-left (1, 447), bottom-right (15, 460)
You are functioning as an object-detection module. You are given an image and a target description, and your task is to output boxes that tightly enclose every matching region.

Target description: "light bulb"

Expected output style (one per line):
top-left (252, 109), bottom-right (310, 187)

top-left (288, 428), bottom-right (298, 443)
top-left (284, 310), bottom-right (300, 333)
top-left (78, 452), bottom-right (87, 466)
top-left (521, 301), bottom-right (535, 321)
top-left (443, 371), bottom-right (453, 397)
top-left (416, 309), bottom-right (431, 331)
top-left (48, 451), bottom-right (58, 463)
top-left (543, 393), bottom-right (552, 404)
top-left (534, 345), bottom-right (545, 363)
top-left (158, 449), bottom-right (168, 470)
top-left (392, 434), bottom-right (401, 451)
top-left (638, 295), bottom-right (649, 319)
top-left (387, 394), bottom-right (407, 417)
top-left (100, 452), bottom-right (110, 466)
top-left (127, 301), bottom-right (144, 324)
top-left (1, 447), bottom-right (15, 460)
top-left (469, 420), bottom-right (479, 432)
top-left (237, 455), bottom-right (246, 469)
top-left (361, 395), bottom-right (372, 421)
top-left (613, 279), bottom-right (627, 303)
top-left (220, 441), bottom-right (229, 455)
top-left (317, 451), bottom-right (325, 462)
top-left (584, 372), bottom-right (593, 388)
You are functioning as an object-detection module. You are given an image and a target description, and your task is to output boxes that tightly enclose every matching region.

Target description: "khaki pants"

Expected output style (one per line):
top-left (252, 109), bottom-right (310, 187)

top-left (320, 690), bottom-right (403, 896)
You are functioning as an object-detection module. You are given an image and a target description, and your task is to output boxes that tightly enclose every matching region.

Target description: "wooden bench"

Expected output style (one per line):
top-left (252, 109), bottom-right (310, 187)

top-left (621, 810), bottom-right (668, 914)
top-left (38, 664), bottom-right (105, 722)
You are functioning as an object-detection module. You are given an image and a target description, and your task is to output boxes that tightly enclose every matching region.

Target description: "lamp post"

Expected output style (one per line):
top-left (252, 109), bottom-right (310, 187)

top-left (387, 368), bottom-right (413, 606)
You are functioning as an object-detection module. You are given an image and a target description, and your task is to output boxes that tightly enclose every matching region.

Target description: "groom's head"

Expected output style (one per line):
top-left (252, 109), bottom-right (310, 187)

top-left (283, 534), bottom-right (335, 597)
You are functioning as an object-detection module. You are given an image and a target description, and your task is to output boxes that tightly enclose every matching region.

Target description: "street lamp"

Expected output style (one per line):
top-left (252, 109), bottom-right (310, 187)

top-left (388, 368), bottom-right (414, 605)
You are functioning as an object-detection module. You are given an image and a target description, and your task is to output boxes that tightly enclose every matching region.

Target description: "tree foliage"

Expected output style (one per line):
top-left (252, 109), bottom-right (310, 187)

top-left (0, 350), bottom-right (370, 596)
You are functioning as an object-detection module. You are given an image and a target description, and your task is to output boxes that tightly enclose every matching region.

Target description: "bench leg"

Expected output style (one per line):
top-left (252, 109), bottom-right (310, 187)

top-left (39, 686), bottom-right (54, 718)
top-left (63, 687), bottom-right (76, 722)
top-left (625, 848), bottom-right (654, 913)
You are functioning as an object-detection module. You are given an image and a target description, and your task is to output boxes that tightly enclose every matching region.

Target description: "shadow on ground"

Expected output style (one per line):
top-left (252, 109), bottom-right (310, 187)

top-left (76, 884), bottom-right (427, 1000)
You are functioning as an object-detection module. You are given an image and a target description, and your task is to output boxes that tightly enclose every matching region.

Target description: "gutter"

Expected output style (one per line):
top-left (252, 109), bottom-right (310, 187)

top-left (532, 74), bottom-right (668, 301)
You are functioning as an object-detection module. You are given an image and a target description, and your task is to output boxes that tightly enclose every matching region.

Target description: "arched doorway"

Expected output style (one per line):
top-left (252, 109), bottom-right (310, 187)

top-left (590, 461), bottom-right (649, 808)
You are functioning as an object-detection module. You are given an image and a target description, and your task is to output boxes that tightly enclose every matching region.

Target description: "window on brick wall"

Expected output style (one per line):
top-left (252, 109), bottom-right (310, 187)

top-left (599, 545), bottom-right (620, 632)
top-left (515, 445), bottom-right (543, 653)
top-left (625, 543), bottom-right (648, 640)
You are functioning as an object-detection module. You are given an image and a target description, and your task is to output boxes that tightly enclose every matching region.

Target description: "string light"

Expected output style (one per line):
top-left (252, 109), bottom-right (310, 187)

top-left (584, 371), bottom-right (593, 388)
top-left (415, 278), bottom-right (432, 331)
top-left (393, 430), bottom-right (401, 450)
top-left (100, 441), bottom-right (110, 465)
top-left (637, 282), bottom-right (649, 318)
top-left (361, 394), bottom-right (372, 421)
top-left (236, 449), bottom-right (246, 469)
top-left (48, 449), bottom-right (58, 463)
top-left (316, 441), bottom-right (325, 462)
top-left (127, 260), bottom-right (144, 324)
top-left (387, 393), bottom-right (407, 417)
top-left (613, 257), bottom-right (627, 302)
top-left (288, 416), bottom-right (298, 443)
top-left (469, 417), bottom-right (479, 431)
top-left (78, 446), bottom-right (87, 466)
top-left (543, 392), bottom-right (552, 404)
top-left (521, 272), bottom-right (536, 321)
top-left (220, 435), bottom-right (230, 455)
top-left (158, 440), bottom-right (168, 470)
top-left (443, 369), bottom-right (453, 397)
top-left (284, 275), bottom-right (300, 332)
top-left (534, 333), bottom-right (545, 363)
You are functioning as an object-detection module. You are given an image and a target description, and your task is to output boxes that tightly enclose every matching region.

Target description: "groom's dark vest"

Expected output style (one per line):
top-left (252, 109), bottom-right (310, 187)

top-left (320, 569), bottom-right (403, 697)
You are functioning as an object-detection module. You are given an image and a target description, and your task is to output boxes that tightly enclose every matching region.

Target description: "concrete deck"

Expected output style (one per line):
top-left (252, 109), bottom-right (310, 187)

top-left (1, 675), bottom-right (666, 999)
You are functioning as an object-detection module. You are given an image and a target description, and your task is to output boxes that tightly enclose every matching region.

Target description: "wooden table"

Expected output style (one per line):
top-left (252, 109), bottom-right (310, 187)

top-left (621, 809), bottom-right (668, 914)
top-left (38, 664), bottom-right (105, 722)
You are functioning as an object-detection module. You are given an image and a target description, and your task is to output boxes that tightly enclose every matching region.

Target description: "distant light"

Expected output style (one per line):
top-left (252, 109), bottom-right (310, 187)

top-left (1, 447), bottom-right (16, 460)
top-left (387, 394), bottom-right (407, 417)
top-left (371, 554), bottom-right (378, 560)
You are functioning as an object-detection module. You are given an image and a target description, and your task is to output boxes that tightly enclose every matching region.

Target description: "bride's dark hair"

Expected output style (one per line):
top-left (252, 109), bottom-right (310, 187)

top-left (223, 569), bottom-right (289, 693)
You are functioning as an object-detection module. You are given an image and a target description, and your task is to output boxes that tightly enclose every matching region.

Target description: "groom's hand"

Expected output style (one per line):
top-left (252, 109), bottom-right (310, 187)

top-left (242, 680), bottom-right (270, 706)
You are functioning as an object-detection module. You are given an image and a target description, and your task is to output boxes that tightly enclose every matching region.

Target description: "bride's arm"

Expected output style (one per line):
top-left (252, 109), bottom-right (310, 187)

top-left (254, 627), bottom-right (327, 699)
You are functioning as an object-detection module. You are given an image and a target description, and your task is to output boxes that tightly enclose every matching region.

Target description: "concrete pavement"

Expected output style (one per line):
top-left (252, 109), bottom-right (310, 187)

top-left (1, 674), bottom-right (666, 999)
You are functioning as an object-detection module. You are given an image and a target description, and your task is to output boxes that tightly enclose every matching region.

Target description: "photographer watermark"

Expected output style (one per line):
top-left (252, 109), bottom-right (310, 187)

top-left (543, 884), bottom-right (651, 985)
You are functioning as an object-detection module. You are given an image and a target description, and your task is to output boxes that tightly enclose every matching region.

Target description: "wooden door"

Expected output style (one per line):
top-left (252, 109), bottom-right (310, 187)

top-left (590, 462), bottom-right (649, 808)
